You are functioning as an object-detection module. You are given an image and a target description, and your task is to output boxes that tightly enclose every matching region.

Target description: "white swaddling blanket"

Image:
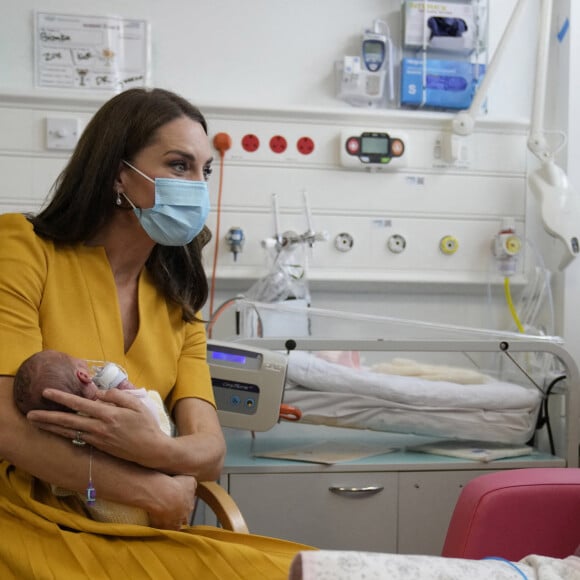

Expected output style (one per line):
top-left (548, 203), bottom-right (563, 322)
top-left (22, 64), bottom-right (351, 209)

top-left (284, 351), bottom-right (543, 443)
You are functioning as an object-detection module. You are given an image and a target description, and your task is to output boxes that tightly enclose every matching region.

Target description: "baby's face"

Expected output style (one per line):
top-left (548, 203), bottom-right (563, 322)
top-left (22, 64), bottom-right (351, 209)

top-left (80, 380), bottom-right (99, 401)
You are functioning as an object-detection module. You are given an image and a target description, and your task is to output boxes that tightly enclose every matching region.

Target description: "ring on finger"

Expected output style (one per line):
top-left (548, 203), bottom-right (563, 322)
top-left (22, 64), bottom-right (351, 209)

top-left (72, 430), bottom-right (86, 446)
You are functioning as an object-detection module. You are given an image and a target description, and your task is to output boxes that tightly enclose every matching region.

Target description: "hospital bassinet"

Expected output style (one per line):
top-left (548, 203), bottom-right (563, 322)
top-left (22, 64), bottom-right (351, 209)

top-left (233, 300), bottom-right (580, 466)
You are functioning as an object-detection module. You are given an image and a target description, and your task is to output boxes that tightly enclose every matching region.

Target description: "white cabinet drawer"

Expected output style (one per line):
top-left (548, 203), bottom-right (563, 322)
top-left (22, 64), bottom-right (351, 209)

top-left (227, 471), bottom-right (398, 551)
top-left (398, 469), bottom-right (498, 555)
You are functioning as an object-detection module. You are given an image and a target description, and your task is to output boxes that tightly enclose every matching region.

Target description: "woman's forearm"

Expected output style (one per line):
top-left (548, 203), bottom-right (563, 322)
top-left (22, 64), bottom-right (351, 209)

top-left (146, 396), bottom-right (226, 481)
top-left (24, 386), bottom-right (226, 482)
top-left (146, 430), bottom-right (226, 480)
top-left (0, 377), bottom-right (182, 514)
top-left (1, 377), bottom-right (226, 494)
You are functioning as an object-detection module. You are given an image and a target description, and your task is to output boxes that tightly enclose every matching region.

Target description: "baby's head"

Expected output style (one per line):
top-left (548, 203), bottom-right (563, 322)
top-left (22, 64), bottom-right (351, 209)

top-left (13, 350), bottom-right (98, 414)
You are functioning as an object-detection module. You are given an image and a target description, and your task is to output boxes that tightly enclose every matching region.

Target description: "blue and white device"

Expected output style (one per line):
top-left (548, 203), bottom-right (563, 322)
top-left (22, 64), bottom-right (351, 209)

top-left (362, 31), bottom-right (387, 72)
top-left (207, 340), bottom-right (288, 431)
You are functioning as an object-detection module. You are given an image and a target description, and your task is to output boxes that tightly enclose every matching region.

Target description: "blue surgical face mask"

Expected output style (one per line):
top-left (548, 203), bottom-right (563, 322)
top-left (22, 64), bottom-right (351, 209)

top-left (121, 160), bottom-right (210, 246)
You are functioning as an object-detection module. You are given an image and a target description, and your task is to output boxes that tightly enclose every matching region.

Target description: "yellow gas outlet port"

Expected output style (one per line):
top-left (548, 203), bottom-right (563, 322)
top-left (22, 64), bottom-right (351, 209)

top-left (440, 235), bottom-right (459, 255)
top-left (504, 235), bottom-right (522, 256)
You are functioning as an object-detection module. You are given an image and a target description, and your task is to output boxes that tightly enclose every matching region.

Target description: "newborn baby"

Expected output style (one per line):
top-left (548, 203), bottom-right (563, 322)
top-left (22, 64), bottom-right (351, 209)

top-left (14, 349), bottom-right (172, 525)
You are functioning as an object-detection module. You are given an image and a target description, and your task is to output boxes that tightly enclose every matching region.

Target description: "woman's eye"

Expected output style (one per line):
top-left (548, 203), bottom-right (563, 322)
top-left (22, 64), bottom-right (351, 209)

top-left (171, 161), bottom-right (187, 173)
top-left (203, 166), bottom-right (213, 180)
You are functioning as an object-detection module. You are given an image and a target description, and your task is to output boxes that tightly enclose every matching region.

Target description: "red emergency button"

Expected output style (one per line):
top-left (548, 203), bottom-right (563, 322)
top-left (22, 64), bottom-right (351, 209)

top-left (390, 138), bottom-right (405, 157)
top-left (346, 137), bottom-right (360, 155)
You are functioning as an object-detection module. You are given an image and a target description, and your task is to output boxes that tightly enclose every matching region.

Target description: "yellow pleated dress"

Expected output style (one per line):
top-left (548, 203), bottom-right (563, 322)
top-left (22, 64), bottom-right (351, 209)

top-left (0, 213), bottom-right (312, 579)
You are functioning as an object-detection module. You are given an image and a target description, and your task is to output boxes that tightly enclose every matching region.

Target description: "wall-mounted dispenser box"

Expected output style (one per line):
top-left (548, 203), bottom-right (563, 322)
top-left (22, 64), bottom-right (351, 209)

top-left (403, 1), bottom-right (477, 54)
top-left (400, 58), bottom-right (485, 110)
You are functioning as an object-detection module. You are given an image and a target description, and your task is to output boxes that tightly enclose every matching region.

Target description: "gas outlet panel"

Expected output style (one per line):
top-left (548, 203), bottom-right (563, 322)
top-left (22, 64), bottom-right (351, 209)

top-left (206, 114), bottom-right (526, 175)
top-left (182, 111), bottom-right (527, 286)
top-left (0, 100), bottom-right (531, 289)
top-left (204, 209), bottom-right (526, 285)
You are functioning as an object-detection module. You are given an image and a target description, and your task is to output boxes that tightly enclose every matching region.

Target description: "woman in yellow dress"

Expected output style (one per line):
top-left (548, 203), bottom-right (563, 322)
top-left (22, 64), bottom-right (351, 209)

top-left (0, 87), bottom-right (311, 579)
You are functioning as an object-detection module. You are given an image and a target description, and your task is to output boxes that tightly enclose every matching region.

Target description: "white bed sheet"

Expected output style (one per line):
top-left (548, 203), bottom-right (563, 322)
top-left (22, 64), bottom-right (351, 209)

top-left (284, 351), bottom-right (543, 444)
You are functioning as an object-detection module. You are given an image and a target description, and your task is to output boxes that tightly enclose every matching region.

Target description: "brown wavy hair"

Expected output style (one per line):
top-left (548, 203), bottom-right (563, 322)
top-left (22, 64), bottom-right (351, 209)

top-left (14, 350), bottom-right (82, 414)
top-left (30, 88), bottom-right (212, 322)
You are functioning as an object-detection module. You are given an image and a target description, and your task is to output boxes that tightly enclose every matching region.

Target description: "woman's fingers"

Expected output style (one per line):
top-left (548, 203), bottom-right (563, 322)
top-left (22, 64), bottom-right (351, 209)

top-left (94, 387), bottom-right (145, 409)
top-left (26, 388), bottom-right (166, 465)
top-left (25, 418), bottom-right (91, 444)
top-left (32, 388), bottom-right (142, 419)
top-left (26, 412), bottom-right (101, 440)
top-left (26, 389), bottom-right (142, 442)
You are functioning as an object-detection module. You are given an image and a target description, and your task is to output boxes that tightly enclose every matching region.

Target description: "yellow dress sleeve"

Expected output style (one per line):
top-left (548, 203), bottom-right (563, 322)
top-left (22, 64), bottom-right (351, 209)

top-left (166, 314), bottom-right (215, 413)
top-left (0, 214), bottom-right (46, 374)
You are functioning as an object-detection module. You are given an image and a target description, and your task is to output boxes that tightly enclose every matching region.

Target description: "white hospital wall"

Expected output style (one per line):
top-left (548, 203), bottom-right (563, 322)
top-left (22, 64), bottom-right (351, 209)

top-left (2, 0), bottom-right (535, 115)
top-left (1, 1), bottom-right (579, 364)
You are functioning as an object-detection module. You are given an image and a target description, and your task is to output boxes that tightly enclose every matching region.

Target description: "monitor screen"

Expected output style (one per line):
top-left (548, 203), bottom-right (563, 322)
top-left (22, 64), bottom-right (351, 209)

top-left (361, 135), bottom-right (389, 155)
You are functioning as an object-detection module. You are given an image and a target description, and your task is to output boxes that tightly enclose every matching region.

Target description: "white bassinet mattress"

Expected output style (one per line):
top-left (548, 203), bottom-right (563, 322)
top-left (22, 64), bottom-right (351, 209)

top-left (283, 351), bottom-right (543, 444)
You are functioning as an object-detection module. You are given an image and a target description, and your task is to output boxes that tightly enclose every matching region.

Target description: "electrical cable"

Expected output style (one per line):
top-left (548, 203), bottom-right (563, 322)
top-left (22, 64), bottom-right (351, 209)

top-left (501, 348), bottom-right (545, 396)
top-left (242, 301), bottom-right (264, 338)
top-left (541, 374), bottom-right (566, 455)
top-left (208, 133), bottom-right (232, 321)
top-left (517, 267), bottom-right (540, 330)
top-left (515, 240), bottom-right (556, 384)
top-left (206, 296), bottom-right (239, 339)
top-left (482, 557), bottom-right (528, 580)
top-left (206, 295), bottom-right (265, 339)
top-left (504, 276), bottom-right (525, 333)
top-left (518, 238), bottom-right (555, 337)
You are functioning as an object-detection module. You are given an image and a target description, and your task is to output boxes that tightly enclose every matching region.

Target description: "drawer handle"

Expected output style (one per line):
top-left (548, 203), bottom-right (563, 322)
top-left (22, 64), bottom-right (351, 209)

top-left (328, 485), bottom-right (384, 497)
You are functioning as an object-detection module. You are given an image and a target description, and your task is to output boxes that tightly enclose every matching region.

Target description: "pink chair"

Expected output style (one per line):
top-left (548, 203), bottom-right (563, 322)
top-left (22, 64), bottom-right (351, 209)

top-left (442, 468), bottom-right (580, 561)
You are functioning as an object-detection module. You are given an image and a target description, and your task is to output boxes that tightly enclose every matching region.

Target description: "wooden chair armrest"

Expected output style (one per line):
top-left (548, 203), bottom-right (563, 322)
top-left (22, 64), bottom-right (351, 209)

top-left (197, 481), bottom-right (249, 534)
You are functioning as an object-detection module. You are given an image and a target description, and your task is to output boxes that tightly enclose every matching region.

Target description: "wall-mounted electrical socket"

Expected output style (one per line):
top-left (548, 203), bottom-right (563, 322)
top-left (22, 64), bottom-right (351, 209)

top-left (269, 135), bottom-right (288, 153)
top-left (297, 136), bottom-right (315, 155)
top-left (46, 117), bottom-right (81, 150)
top-left (241, 134), bottom-right (260, 152)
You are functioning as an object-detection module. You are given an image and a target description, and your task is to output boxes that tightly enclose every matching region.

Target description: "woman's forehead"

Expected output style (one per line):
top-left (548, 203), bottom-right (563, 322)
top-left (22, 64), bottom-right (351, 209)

top-left (146, 117), bottom-right (211, 159)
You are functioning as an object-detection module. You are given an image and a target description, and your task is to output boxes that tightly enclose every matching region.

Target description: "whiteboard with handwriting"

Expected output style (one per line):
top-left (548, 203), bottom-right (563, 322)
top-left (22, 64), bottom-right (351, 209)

top-left (34, 11), bottom-right (150, 92)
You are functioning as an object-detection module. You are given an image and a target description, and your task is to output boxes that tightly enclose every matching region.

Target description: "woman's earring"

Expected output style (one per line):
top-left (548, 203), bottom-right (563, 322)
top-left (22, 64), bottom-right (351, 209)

top-left (115, 192), bottom-right (123, 206)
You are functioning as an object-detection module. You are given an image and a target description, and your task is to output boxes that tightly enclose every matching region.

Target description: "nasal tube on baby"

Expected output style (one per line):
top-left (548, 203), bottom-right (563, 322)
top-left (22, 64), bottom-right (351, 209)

top-left (92, 363), bottom-right (128, 390)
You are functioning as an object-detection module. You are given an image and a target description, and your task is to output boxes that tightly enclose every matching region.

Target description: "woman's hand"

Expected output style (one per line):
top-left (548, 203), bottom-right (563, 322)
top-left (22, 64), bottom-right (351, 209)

top-left (26, 388), bottom-right (170, 468)
top-left (148, 474), bottom-right (198, 530)
top-left (27, 388), bottom-right (226, 481)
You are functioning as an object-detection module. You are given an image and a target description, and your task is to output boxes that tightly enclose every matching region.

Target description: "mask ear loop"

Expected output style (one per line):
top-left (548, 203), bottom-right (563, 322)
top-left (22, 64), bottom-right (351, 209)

top-left (120, 160), bottom-right (154, 212)
top-left (122, 160), bottom-right (155, 184)
top-left (119, 191), bottom-right (138, 211)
